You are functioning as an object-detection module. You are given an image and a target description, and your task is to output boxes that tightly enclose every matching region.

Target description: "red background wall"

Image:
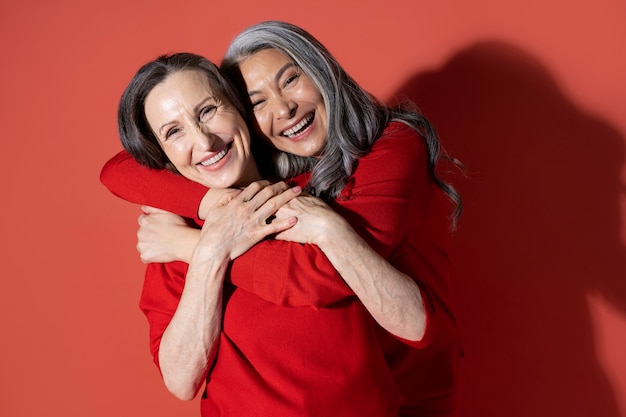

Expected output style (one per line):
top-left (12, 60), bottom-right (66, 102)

top-left (1, 1), bottom-right (624, 416)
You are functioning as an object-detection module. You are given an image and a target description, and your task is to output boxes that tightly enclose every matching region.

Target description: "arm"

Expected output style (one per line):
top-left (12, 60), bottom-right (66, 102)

top-left (273, 195), bottom-right (429, 343)
top-left (101, 150), bottom-right (355, 307)
top-left (272, 123), bottom-right (446, 346)
top-left (157, 237), bottom-right (226, 401)
top-left (135, 189), bottom-right (237, 264)
top-left (100, 150), bottom-right (208, 220)
top-left (133, 126), bottom-right (439, 344)
top-left (136, 206), bottom-right (200, 264)
top-left (135, 207), bottom-right (357, 308)
top-left (140, 183), bottom-right (299, 400)
top-left (218, 124), bottom-right (441, 344)
top-left (101, 136), bottom-right (441, 343)
top-left (321, 124), bottom-right (448, 346)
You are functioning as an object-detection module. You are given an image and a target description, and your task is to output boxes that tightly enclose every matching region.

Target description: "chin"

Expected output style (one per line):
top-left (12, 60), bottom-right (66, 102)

top-left (298, 145), bottom-right (324, 157)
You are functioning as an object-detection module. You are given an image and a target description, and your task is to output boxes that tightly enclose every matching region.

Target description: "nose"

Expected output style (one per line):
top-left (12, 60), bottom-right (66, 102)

top-left (189, 124), bottom-right (219, 151)
top-left (272, 96), bottom-right (297, 119)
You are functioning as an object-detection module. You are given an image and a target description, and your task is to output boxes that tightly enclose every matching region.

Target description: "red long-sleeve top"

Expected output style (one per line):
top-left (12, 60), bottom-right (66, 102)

top-left (101, 122), bottom-right (461, 416)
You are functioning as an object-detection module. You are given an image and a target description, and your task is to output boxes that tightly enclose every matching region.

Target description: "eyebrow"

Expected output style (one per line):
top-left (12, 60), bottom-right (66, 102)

top-left (247, 62), bottom-right (297, 97)
top-left (157, 121), bottom-right (176, 137)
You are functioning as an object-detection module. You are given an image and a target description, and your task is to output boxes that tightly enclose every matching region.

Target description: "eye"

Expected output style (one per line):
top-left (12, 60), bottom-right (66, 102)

top-left (251, 98), bottom-right (265, 110)
top-left (199, 105), bottom-right (217, 122)
top-left (164, 127), bottom-right (181, 140)
top-left (248, 94), bottom-right (266, 111)
top-left (284, 71), bottom-right (300, 87)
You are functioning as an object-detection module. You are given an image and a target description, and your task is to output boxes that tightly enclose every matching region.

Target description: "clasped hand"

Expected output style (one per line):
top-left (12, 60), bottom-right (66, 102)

top-left (137, 181), bottom-right (304, 263)
top-left (195, 181), bottom-right (302, 262)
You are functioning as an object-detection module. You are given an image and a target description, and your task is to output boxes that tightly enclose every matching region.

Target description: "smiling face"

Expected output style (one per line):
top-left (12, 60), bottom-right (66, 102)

top-left (144, 70), bottom-right (259, 189)
top-left (238, 48), bottom-right (328, 157)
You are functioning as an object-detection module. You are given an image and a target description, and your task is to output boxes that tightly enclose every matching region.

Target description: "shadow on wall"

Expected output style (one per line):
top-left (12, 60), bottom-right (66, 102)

top-left (394, 41), bottom-right (626, 417)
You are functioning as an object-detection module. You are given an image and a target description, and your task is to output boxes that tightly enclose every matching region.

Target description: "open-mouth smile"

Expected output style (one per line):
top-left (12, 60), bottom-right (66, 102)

top-left (198, 143), bottom-right (231, 166)
top-left (281, 113), bottom-right (314, 138)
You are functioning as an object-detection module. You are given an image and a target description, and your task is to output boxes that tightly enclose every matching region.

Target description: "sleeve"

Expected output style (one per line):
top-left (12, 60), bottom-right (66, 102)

top-left (138, 261), bottom-right (187, 370)
top-left (333, 125), bottom-right (431, 256)
top-left (229, 240), bottom-right (354, 308)
top-left (100, 150), bottom-right (354, 308)
top-left (100, 150), bottom-right (207, 221)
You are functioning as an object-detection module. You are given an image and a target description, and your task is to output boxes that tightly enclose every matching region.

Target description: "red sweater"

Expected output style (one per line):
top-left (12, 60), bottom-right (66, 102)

top-left (101, 122), bottom-right (461, 416)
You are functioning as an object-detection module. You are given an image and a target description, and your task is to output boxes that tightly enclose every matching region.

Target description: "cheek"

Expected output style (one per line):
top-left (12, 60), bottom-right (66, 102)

top-left (163, 143), bottom-right (182, 160)
top-left (253, 113), bottom-right (273, 136)
top-left (162, 141), bottom-right (191, 167)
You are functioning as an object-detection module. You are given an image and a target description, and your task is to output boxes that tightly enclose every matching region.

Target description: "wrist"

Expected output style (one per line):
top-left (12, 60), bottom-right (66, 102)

top-left (176, 228), bottom-right (201, 263)
top-left (190, 241), bottom-right (231, 267)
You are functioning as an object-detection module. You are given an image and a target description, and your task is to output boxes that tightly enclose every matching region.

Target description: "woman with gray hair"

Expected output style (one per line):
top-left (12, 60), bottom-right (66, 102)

top-left (102, 21), bottom-right (462, 416)
top-left (109, 51), bottom-right (402, 416)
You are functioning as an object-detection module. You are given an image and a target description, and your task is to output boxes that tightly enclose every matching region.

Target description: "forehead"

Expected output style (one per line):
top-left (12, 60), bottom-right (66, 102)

top-left (145, 70), bottom-right (217, 115)
top-left (250, 48), bottom-right (291, 64)
top-left (154, 70), bottom-right (216, 99)
top-left (144, 70), bottom-right (218, 126)
top-left (239, 49), bottom-right (293, 79)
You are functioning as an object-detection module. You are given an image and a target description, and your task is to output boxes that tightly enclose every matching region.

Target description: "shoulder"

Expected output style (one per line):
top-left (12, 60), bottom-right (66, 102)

top-left (383, 120), bottom-right (421, 138)
top-left (361, 121), bottom-right (426, 166)
top-left (341, 122), bottom-right (427, 198)
top-left (368, 122), bottom-right (424, 157)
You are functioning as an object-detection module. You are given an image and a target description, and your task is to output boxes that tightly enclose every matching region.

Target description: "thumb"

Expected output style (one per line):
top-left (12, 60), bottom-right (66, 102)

top-left (215, 189), bottom-right (243, 207)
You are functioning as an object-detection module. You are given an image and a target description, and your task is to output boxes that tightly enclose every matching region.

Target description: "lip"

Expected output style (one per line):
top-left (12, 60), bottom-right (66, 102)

top-left (278, 112), bottom-right (315, 140)
top-left (196, 142), bottom-right (232, 168)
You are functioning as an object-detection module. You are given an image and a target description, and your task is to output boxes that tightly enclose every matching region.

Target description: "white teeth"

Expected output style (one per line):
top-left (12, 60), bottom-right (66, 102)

top-left (282, 114), bottom-right (313, 138)
top-left (200, 148), bottom-right (227, 166)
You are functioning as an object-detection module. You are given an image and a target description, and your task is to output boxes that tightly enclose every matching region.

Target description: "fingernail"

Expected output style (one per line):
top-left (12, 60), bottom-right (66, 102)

top-left (292, 186), bottom-right (302, 193)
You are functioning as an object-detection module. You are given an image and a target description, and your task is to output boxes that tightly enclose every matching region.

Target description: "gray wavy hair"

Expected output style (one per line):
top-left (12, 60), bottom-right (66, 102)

top-left (222, 21), bottom-right (461, 226)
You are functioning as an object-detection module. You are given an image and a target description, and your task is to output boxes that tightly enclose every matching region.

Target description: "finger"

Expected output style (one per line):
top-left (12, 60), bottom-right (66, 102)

top-left (141, 205), bottom-right (171, 215)
top-left (255, 185), bottom-right (302, 221)
top-left (136, 242), bottom-right (149, 263)
top-left (262, 215), bottom-right (298, 236)
top-left (237, 180), bottom-right (270, 202)
top-left (239, 180), bottom-right (284, 204)
top-left (214, 189), bottom-right (243, 207)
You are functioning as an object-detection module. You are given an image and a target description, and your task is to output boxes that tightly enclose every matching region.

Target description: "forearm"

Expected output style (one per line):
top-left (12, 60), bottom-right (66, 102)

top-left (158, 252), bottom-right (227, 400)
top-left (317, 218), bottom-right (426, 342)
top-left (158, 182), bottom-right (304, 399)
top-left (100, 150), bottom-right (207, 220)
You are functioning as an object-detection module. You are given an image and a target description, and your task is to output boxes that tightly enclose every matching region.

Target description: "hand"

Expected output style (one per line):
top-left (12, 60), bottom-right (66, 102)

top-left (194, 181), bottom-right (301, 262)
top-left (273, 195), bottom-right (347, 246)
top-left (137, 206), bottom-right (199, 263)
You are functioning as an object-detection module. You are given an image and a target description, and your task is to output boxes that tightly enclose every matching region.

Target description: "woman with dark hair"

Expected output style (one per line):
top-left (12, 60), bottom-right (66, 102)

top-left (102, 21), bottom-right (463, 416)
top-left (112, 52), bottom-right (402, 416)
